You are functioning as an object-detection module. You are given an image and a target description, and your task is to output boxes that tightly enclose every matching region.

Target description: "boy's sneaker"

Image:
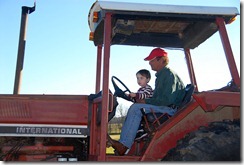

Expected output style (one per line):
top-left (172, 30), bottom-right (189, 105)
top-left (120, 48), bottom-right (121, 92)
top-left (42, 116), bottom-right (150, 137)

top-left (137, 129), bottom-right (144, 133)
top-left (135, 132), bottom-right (148, 141)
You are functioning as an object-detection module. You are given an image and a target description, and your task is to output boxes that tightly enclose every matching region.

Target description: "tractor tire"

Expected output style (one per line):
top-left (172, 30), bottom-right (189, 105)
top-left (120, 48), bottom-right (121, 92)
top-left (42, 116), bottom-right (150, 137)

top-left (162, 119), bottom-right (240, 161)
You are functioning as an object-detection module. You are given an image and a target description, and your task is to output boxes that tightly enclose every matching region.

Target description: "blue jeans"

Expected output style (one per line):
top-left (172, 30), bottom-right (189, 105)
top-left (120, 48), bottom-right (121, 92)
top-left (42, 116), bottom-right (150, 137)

top-left (119, 103), bottom-right (177, 149)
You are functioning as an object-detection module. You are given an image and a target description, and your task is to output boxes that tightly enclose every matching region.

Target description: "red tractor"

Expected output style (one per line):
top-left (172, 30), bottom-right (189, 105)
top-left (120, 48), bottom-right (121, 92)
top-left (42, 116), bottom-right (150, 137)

top-left (0, 1), bottom-right (240, 161)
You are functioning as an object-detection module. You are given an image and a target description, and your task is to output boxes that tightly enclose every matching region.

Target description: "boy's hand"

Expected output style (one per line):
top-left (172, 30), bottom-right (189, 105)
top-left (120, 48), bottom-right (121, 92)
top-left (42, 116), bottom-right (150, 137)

top-left (136, 99), bottom-right (145, 104)
top-left (129, 92), bottom-right (136, 98)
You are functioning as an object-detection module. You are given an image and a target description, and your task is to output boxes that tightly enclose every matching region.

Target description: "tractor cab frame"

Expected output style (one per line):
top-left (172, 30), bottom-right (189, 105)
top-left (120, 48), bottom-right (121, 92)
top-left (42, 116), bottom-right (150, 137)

top-left (88, 1), bottom-right (240, 161)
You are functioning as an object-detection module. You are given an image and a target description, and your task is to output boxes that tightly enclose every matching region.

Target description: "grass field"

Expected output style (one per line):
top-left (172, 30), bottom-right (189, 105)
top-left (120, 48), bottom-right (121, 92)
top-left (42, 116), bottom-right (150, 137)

top-left (106, 134), bottom-right (120, 154)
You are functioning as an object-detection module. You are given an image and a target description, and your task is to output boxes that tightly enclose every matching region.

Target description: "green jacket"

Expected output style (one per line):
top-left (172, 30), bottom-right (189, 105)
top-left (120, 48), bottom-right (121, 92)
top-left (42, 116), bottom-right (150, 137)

top-left (145, 66), bottom-right (185, 106)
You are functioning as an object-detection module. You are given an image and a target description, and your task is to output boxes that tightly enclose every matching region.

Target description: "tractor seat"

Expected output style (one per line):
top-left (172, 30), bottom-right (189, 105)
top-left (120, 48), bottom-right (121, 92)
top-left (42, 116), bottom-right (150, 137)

top-left (143, 84), bottom-right (195, 125)
top-left (146, 112), bottom-right (170, 123)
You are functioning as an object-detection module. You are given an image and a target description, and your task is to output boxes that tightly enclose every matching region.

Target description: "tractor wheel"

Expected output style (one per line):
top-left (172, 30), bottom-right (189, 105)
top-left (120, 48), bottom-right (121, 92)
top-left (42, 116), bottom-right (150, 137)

top-left (162, 119), bottom-right (240, 161)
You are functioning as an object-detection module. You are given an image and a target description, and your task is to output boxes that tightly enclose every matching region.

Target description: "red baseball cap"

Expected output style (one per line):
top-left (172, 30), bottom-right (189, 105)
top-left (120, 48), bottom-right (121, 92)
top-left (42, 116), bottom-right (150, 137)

top-left (144, 48), bottom-right (168, 61)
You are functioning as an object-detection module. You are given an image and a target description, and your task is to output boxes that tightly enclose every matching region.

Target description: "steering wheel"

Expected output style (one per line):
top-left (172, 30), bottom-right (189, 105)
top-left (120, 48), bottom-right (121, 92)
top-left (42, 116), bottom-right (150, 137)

top-left (111, 76), bottom-right (135, 102)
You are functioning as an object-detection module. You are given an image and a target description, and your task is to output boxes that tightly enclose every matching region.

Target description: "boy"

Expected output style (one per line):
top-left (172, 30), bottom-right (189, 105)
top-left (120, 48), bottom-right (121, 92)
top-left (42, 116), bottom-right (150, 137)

top-left (128, 69), bottom-right (153, 140)
top-left (128, 69), bottom-right (153, 100)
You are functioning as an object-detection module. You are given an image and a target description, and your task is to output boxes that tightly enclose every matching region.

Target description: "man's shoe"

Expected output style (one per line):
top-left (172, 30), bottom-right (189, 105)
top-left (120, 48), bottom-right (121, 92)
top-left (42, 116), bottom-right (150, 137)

top-left (111, 140), bottom-right (128, 156)
top-left (107, 135), bottom-right (128, 156)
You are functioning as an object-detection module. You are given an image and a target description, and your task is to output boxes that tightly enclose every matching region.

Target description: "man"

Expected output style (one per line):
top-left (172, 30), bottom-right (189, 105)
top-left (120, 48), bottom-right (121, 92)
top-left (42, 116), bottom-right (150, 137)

top-left (107, 47), bottom-right (186, 155)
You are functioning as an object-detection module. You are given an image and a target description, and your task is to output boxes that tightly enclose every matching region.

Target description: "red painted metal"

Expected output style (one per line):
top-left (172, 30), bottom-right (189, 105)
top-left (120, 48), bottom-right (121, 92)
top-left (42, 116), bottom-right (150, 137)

top-left (0, 95), bottom-right (88, 125)
top-left (106, 155), bottom-right (141, 161)
top-left (89, 44), bottom-right (103, 159)
top-left (89, 100), bottom-right (98, 157)
top-left (140, 100), bottom-right (199, 161)
top-left (8, 154), bottom-right (58, 161)
top-left (89, 92), bottom-right (116, 160)
top-left (2, 145), bottom-right (73, 154)
top-left (216, 17), bottom-right (240, 87)
top-left (193, 91), bottom-right (240, 111)
top-left (99, 12), bottom-right (112, 161)
top-left (88, 94), bottom-right (103, 160)
top-left (2, 141), bottom-right (74, 161)
top-left (141, 95), bottom-right (240, 160)
top-left (95, 45), bottom-right (102, 93)
top-left (184, 48), bottom-right (198, 92)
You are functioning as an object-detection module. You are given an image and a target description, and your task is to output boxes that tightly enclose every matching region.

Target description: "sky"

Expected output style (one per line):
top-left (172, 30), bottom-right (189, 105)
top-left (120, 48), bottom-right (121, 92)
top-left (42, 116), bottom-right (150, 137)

top-left (0, 0), bottom-right (241, 110)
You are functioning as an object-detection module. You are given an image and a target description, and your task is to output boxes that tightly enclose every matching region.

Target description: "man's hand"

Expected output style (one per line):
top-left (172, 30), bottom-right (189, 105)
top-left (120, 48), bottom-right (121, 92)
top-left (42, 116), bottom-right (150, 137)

top-left (136, 99), bottom-right (145, 104)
